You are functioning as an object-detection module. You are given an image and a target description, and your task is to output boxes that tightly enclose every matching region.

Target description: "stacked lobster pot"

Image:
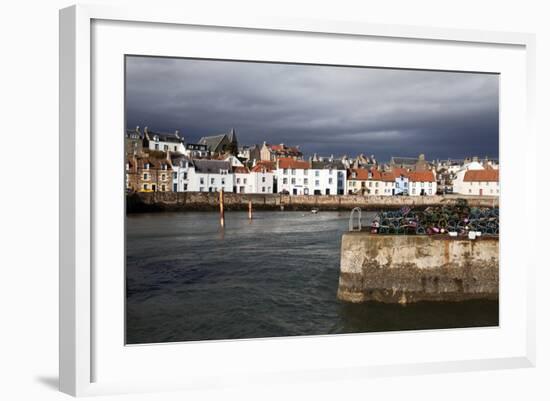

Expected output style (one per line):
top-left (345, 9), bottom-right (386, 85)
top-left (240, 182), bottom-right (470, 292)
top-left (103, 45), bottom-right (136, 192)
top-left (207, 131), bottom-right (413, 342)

top-left (370, 200), bottom-right (499, 237)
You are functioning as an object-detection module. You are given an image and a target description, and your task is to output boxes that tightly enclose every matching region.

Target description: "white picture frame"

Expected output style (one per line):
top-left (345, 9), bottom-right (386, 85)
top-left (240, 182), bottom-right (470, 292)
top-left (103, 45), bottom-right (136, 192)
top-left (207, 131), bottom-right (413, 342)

top-left (59, 4), bottom-right (536, 397)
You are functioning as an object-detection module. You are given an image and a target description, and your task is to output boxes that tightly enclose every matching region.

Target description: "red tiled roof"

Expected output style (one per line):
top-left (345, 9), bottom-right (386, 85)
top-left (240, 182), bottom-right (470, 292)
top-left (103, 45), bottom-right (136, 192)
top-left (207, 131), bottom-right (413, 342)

top-left (268, 144), bottom-right (302, 154)
top-left (278, 157), bottom-right (310, 169)
top-left (348, 168), bottom-right (384, 181)
top-left (251, 161), bottom-right (275, 172)
top-left (392, 167), bottom-right (409, 176)
top-left (233, 166), bottom-right (249, 174)
top-left (380, 172), bottom-right (396, 182)
top-left (407, 171), bottom-right (436, 182)
top-left (464, 169), bottom-right (499, 182)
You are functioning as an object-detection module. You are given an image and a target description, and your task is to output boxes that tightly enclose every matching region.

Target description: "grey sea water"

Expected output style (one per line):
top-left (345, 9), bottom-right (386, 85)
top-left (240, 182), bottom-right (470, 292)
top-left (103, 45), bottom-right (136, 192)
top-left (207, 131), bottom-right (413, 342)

top-left (126, 211), bottom-right (498, 344)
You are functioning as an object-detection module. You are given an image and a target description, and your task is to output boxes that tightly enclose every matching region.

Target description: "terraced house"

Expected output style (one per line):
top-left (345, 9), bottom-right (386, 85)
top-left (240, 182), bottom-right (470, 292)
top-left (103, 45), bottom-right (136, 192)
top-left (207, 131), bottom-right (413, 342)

top-left (126, 155), bottom-right (173, 192)
top-left (143, 127), bottom-right (186, 154)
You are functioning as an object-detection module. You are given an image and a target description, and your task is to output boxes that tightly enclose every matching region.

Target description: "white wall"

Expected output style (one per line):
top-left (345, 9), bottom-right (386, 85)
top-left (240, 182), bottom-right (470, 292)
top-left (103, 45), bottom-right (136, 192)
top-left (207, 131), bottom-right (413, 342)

top-left (409, 181), bottom-right (437, 196)
top-left (2, 1), bottom-right (548, 401)
top-left (148, 140), bottom-right (185, 154)
top-left (234, 173), bottom-right (253, 193)
top-left (250, 171), bottom-right (274, 193)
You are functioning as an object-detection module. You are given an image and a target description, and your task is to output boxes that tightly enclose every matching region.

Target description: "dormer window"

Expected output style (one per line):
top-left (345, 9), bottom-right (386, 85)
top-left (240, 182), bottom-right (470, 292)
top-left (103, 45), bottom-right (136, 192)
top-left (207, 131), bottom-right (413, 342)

top-left (144, 163), bottom-right (150, 170)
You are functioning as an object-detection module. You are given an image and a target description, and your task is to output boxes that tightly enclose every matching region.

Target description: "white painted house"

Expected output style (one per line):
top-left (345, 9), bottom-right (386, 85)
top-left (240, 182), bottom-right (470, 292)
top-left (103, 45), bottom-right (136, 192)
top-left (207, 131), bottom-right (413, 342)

top-left (233, 166), bottom-right (253, 193)
top-left (455, 169), bottom-right (499, 196)
top-left (276, 158), bottom-right (311, 195)
top-left (407, 171), bottom-right (437, 196)
top-left (144, 127), bottom-right (186, 154)
top-left (191, 159), bottom-right (233, 193)
top-left (250, 162), bottom-right (275, 194)
top-left (170, 159), bottom-right (234, 193)
top-left (347, 168), bottom-right (393, 196)
top-left (452, 161), bottom-right (485, 194)
top-left (309, 161), bottom-right (347, 195)
top-left (171, 155), bottom-right (193, 192)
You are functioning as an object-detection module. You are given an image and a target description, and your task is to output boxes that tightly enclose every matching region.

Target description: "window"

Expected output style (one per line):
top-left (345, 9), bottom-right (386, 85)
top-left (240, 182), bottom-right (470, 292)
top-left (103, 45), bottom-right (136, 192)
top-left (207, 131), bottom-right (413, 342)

top-left (211, 178), bottom-right (215, 184)
top-left (174, 146), bottom-right (177, 151)
top-left (143, 184), bottom-right (148, 190)
top-left (161, 174), bottom-right (166, 180)
top-left (161, 184), bottom-right (166, 191)
top-left (221, 178), bottom-right (225, 185)
top-left (172, 172), bottom-right (177, 179)
top-left (183, 172), bottom-right (188, 180)
top-left (164, 145), bottom-right (168, 151)
top-left (375, 182), bottom-right (379, 188)
top-left (375, 189), bottom-right (379, 194)
top-left (304, 178), bottom-right (309, 185)
top-left (291, 169), bottom-right (296, 175)
top-left (304, 169), bottom-right (308, 175)
top-left (144, 163), bottom-right (150, 170)
top-left (283, 168), bottom-right (288, 175)
top-left (315, 180), bottom-right (320, 186)
top-left (315, 170), bottom-right (320, 177)
top-left (173, 183), bottom-right (177, 191)
top-left (283, 178), bottom-right (288, 184)
top-left (237, 178), bottom-right (240, 184)
top-left (262, 176), bottom-right (266, 183)
top-left (243, 178), bottom-right (247, 184)
top-left (329, 178), bottom-right (333, 184)
top-left (199, 187), bottom-right (204, 192)
top-left (262, 187), bottom-right (265, 193)
top-left (200, 178), bottom-right (204, 185)
top-left (291, 178), bottom-right (296, 185)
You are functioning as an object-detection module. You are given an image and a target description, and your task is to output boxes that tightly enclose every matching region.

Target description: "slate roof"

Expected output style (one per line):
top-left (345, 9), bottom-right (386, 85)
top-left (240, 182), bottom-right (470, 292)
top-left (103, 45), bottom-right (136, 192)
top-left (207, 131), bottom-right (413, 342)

top-left (198, 134), bottom-right (227, 151)
top-left (391, 156), bottom-right (419, 165)
top-left (148, 130), bottom-right (184, 144)
top-left (311, 160), bottom-right (346, 170)
top-left (192, 159), bottom-right (232, 174)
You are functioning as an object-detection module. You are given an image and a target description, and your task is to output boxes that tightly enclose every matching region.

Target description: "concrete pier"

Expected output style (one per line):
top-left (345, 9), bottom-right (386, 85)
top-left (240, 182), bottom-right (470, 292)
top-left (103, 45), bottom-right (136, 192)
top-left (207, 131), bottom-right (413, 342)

top-left (337, 233), bottom-right (499, 304)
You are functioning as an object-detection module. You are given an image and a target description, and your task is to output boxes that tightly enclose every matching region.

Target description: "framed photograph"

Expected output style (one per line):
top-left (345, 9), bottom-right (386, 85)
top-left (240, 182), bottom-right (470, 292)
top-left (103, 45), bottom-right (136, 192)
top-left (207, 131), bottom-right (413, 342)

top-left (59, 4), bottom-right (536, 396)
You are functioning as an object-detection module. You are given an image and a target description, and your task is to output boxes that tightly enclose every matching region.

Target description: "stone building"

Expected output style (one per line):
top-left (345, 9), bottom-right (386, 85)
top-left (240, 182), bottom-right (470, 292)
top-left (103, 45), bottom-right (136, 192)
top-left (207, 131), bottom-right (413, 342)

top-left (125, 126), bottom-right (144, 156)
top-left (126, 155), bottom-right (173, 192)
top-left (260, 142), bottom-right (303, 161)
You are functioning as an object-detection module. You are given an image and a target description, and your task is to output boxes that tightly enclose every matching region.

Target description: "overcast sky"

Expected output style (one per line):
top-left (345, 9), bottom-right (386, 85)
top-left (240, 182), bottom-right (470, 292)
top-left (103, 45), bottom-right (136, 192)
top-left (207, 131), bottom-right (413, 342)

top-left (125, 56), bottom-right (499, 162)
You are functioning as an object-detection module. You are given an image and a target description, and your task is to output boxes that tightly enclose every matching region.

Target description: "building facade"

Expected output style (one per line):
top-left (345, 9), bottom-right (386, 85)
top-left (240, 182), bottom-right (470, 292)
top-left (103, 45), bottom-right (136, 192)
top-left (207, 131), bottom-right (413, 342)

top-left (407, 171), bottom-right (437, 196)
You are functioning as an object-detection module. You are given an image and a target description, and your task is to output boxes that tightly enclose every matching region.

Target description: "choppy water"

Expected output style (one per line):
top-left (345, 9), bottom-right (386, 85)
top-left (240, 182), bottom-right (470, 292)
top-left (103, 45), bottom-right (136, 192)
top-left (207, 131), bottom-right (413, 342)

top-left (126, 211), bottom-right (498, 344)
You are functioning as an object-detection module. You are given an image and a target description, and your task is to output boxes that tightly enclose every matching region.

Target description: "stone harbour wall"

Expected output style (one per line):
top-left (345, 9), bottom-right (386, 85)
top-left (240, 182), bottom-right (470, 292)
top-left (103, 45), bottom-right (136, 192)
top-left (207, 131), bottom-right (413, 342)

top-left (127, 191), bottom-right (499, 213)
top-left (337, 233), bottom-right (499, 304)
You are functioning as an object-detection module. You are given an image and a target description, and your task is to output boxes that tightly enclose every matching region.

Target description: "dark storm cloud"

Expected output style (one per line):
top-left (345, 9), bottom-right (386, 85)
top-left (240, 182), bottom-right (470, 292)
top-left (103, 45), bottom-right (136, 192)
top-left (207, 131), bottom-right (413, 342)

top-left (125, 56), bottom-right (498, 162)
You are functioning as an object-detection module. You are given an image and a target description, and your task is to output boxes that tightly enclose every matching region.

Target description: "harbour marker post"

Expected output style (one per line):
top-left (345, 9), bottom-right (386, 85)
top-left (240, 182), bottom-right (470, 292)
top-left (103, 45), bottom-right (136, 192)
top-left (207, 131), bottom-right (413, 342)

top-left (219, 188), bottom-right (225, 228)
